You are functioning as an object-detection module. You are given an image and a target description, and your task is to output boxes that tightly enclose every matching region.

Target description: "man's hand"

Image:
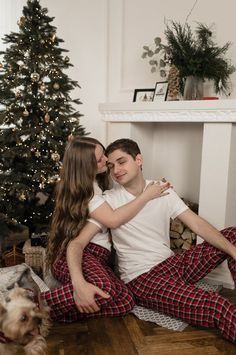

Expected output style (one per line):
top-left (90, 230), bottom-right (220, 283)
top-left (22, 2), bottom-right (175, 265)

top-left (73, 281), bottom-right (111, 313)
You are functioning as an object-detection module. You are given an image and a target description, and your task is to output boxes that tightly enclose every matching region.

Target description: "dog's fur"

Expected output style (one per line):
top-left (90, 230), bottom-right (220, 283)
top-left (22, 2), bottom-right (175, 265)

top-left (0, 268), bottom-right (51, 355)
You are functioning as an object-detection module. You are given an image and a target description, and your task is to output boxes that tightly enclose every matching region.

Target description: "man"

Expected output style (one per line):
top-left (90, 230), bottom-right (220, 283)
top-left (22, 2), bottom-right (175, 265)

top-left (102, 138), bottom-right (236, 344)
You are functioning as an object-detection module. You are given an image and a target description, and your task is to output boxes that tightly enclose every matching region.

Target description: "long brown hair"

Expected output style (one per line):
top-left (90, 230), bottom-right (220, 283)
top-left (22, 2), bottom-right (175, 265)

top-left (46, 136), bottom-right (110, 270)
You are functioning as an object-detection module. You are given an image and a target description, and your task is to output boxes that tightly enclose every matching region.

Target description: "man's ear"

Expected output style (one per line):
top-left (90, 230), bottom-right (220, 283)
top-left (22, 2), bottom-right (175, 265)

top-left (135, 154), bottom-right (143, 167)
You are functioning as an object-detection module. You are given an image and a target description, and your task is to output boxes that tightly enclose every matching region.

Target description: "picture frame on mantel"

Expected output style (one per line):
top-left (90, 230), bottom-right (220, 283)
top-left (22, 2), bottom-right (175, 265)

top-left (133, 88), bottom-right (155, 102)
top-left (153, 81), bottom-right (168, 101)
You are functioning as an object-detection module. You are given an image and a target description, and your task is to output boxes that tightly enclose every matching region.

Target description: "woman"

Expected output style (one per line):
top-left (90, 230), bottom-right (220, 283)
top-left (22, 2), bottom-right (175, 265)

top-left (42, 136), bottom-right (170, 322)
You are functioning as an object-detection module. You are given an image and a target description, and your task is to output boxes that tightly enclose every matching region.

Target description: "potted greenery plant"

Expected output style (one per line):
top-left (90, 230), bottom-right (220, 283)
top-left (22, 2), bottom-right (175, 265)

top-left (165, 21), bottom-right (235, 99)
top-left (142, 21), bottom-right (235, 100)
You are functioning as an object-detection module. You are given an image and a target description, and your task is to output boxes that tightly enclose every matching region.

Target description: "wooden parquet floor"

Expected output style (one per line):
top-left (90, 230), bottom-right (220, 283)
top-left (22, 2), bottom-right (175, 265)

top-left (46, 288), bottom-right (236, 355)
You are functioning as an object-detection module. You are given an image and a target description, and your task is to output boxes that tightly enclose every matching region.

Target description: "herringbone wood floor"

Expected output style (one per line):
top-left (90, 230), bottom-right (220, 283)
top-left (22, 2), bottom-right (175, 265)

top-left (46, 288), bottom-right (236, 355)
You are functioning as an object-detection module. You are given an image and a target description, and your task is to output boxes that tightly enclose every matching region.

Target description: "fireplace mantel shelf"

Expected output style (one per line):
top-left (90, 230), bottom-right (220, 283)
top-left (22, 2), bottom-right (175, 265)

top-left (99, 99), bottom-right (236, 122)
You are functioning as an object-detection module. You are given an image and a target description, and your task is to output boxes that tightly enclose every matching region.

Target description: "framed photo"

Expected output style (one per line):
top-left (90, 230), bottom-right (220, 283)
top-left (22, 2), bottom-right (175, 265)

top-left (133, 88), bottom-right (155, 102)
top-left (153, 81), bottom-right (168, 101)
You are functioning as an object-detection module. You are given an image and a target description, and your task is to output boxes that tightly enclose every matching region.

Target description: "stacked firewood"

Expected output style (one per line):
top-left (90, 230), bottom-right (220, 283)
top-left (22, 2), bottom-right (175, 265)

top-left (170, 199), bottom-right (198, 250)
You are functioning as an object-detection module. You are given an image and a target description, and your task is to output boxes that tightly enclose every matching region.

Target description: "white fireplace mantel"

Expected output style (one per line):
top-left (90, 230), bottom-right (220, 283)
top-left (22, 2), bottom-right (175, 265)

top-left (99, 99), bottom-right (236, 288)
top-left (99, 99), bottom-right (236, 122)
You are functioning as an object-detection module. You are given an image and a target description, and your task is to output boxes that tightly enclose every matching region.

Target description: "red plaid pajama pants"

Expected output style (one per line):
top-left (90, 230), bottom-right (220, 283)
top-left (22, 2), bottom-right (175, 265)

top-left (127, 227), bottom-right (236, 343)
top-left (40, 243), bottom-right (134, 322)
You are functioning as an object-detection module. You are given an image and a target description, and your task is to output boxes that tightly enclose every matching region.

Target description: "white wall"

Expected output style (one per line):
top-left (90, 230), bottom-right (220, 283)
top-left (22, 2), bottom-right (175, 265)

top-left (107, 0), bottom-right (236, 102)
top-left (43, 0), bottom-right (108, 144)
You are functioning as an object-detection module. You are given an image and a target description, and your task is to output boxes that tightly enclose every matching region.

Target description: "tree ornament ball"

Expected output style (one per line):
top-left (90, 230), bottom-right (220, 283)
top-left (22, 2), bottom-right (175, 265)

top-left (64, 56), bottom-right (70, 62)
top-left (23, 109), bottom-right (29, 117)
top-left (31, 72), bottom-right (40, 82)
top-left (44, 113), bottom-right (50, 123)
top-left (40, 83), bottom-right (46, 91)
top-left (53, 82), bottom-right (60, 90)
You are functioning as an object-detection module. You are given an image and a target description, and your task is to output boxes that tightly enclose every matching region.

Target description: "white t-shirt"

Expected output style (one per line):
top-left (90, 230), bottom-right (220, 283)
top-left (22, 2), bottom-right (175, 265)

top-left (88, 182), bottom-right (111, 251)
top-left (104, 180), bottom-right (188, 283)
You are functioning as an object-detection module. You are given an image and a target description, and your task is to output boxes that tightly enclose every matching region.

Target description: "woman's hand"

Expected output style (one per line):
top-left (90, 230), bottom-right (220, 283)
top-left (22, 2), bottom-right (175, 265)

top-left (143, 179), bottom-right (172, 201)
top-left (73, 280), bottom-right (111, 313)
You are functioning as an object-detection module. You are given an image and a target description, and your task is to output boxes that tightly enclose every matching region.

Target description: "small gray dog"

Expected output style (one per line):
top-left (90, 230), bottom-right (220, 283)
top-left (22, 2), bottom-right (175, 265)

top-left (0, 267), bottom-right (50, 355)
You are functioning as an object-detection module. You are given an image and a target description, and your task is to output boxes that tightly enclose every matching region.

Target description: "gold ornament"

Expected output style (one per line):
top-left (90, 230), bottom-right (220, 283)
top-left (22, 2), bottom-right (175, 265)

top-left (40, 83), bottom-right (46, 91)
top-left (17, 16), bottom-right (25, 27)
top-left (39, 182), bottom-right (45, 189)
top-left (53, 82), bottom-right (60, 90)
top-left (22, 109), bottom-right (29, 117)
top-left (15, 90), bottom-right (23, 98)
top-left (40, 134), bottom-right (46, 141)
top-left (35, 150), bottom-right (41, 157)
top-left (51, 151), bottom-right (60, 161)
top-left (44, 113), bottom-right (50, 123)
top-left (30, 72), bottom-right (40, 82)
top-left (19, 192), bottom-right (26, 201)
top-left (48, 176), bottom-right (57, 184)
top-left (51, 33), bottom-right (56, 42)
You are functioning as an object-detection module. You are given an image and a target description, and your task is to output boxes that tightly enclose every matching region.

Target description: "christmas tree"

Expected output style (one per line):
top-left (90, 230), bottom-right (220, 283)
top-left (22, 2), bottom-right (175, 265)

top-left (0, 0), bottom-right (87, 235)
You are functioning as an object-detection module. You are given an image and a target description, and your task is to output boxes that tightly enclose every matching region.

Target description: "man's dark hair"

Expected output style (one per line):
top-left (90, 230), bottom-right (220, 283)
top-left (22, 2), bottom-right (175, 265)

top-left (106, 138), bottom-right (141, 159)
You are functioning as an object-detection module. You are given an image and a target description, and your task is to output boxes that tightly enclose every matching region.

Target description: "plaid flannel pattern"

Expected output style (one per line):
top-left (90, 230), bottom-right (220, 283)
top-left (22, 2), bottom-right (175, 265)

top-left (41, 243), bottom-right (134, 322)
top-left (127, 227), bottom-right (236, 344)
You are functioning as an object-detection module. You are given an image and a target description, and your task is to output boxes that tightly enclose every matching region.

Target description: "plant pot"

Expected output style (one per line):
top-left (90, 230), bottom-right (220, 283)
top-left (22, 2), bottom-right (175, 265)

top-left (183, 76), bottom-right (204, 100)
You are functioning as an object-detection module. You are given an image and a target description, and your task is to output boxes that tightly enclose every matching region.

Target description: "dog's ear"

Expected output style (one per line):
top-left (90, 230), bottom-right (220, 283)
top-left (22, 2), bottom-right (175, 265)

top-left (7, 281), bottom-right (20, 291)
top-left (14, 267), bottom-right (40, 294)
top-left (0, 303), bottom-right (7, 319)
top-left (15, 267), bottom-right (31, 287)
top-left (6, 267), bottom-right (31, 290)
